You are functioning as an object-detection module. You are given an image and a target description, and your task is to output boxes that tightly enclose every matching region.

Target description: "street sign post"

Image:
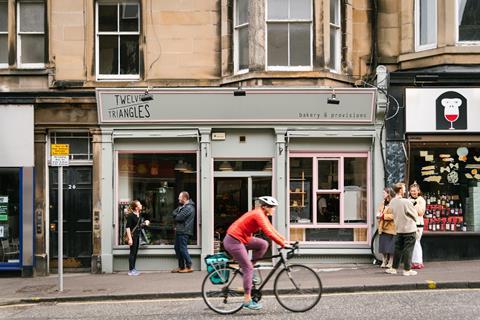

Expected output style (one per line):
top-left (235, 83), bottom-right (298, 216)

top-left (50, 144), bottom-right (69, 292)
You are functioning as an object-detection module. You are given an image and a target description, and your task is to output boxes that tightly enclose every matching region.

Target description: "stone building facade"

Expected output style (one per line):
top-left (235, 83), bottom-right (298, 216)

top-left (1, 0), bottom-right (391, 275)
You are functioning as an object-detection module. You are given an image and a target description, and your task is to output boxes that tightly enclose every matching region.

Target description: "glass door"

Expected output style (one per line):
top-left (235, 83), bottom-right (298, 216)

top-left (213, 160), bottom-right (273, 243)
top-left (0, 168), bottom-right (20, 267)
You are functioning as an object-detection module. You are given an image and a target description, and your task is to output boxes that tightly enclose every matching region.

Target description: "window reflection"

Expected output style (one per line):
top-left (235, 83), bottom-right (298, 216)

top-left (118, 153), bottom-right (197, 245)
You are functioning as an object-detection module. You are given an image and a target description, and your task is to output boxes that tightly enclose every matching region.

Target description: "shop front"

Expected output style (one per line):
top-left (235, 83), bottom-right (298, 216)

top-left (96, 87), bottom-right (383, 272)
top-left (406, 88), bottom-right (480, 260)
top-left (0, 105), bottom-right (34, 275)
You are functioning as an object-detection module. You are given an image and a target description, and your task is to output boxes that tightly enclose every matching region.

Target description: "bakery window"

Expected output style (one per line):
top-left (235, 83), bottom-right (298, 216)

top-left (288, 153), bottom-right (370, 243)
top-left (409, 142), bottom-right (480, 233)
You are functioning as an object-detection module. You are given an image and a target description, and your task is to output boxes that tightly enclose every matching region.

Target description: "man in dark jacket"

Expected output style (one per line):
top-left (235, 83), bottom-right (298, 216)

top-left (171, 191), bottom-right (195, 273)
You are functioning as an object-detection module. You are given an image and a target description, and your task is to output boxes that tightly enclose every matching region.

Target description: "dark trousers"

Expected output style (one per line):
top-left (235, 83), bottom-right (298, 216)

top-left (392, 232), bottom-right (416, 271)
top-left (129, 233), bottom-right (140, 271)
top-left (174, 233), bottom-right (192, 269)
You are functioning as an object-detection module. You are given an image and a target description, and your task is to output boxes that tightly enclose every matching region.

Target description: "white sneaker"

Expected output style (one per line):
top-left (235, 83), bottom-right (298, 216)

top-left (403, 270), bottom-right (418, 276)
top-left (385, 268), bottom-right (397, 274)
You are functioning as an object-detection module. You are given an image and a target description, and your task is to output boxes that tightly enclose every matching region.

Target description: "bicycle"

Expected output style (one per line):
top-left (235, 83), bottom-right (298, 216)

top-left (201, 242), bottom-right (322, 314)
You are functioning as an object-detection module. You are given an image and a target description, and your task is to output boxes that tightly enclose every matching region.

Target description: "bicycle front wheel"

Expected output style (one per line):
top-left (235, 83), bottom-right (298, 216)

top-left (201, 266), bottom-right (245, 315)
top-left (274, 264), bottom-right (322, 312)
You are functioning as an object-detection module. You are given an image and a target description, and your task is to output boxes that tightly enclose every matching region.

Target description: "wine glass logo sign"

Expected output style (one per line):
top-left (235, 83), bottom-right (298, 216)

top-left (442, 98), bottom-right (461, 130)
top-left (436, 91), bottom-right (467, 130)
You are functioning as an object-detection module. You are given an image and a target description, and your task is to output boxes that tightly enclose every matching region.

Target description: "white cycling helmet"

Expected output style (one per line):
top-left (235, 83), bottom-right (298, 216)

top-left (258, 196), bottom-right (279, 207)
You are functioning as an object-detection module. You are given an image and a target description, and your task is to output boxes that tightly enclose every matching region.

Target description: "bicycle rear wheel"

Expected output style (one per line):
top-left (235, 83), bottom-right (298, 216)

top-left (274, 264), bottom-right (322, 312)
top-left (202, 266), bottom-right (244, 314)
top-left (371, 229), bottom-right (383, 264)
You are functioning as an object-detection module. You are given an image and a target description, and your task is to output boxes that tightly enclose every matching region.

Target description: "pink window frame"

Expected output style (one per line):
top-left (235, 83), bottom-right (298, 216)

top-left (288, 152), bottom-right (371, 245)
top-left (114, 149), bottom-right (201, 247)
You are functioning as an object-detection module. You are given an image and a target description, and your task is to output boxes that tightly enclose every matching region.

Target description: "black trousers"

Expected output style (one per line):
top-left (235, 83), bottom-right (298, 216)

top-left (129, 233), bottom-right (140, 271)
top-left (392, 232), bottom-right (416, 271)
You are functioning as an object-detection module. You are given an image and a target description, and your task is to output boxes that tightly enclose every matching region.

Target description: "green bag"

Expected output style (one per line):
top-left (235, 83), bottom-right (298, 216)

top-left (205, 252), bottom-right (230, 285)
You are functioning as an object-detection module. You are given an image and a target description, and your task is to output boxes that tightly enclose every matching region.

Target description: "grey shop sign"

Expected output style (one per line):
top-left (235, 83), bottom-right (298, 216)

top-left (96, 88), bottom-right (376, 124)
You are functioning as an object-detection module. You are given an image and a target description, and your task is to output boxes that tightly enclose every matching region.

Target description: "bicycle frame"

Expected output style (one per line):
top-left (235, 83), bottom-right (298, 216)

top-left (252, 250), bottom-right (291, 292)
top-left (226, 245), bottom-right (297, 293)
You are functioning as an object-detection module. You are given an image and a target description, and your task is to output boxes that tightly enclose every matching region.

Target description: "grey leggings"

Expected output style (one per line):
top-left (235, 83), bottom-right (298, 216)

top-left (223, 234), bottom-right (268, 295)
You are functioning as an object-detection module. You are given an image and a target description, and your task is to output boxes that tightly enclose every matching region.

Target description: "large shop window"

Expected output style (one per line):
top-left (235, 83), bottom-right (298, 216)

top-left (0, 168), bottom-right (20, 264)
top-left (117, 153), bottom-right (197, 246)
top-left (289, 154), bottom-right (369, 243)
top-left (409, 143), bottom-right (480, 233)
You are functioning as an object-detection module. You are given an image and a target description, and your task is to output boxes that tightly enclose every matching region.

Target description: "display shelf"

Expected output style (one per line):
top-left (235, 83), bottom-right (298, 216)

top-left (290, 171), bottom-right (306, 208)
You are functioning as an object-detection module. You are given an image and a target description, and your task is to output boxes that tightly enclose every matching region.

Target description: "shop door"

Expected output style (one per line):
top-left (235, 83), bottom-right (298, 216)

top-left (49, 166), bottom-right (92, 270)
top-left (213, 175), bottom-right (272, 245)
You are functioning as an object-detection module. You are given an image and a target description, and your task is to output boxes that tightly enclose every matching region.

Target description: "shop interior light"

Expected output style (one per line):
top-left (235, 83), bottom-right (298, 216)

top-left (327, 88), bottom-right (340, 105)
top-left (174, 160), bottom-right (188, 171)
top-left (184, 163), bottom-right (195, 174)
top-left (263, 161), bottom-right (272, 171)
top-left (219, 161), bottom-right (233, 171)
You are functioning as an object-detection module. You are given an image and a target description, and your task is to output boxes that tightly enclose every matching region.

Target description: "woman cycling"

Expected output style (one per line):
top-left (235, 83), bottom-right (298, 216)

top-left (223, 196), bottom-right (286, 310)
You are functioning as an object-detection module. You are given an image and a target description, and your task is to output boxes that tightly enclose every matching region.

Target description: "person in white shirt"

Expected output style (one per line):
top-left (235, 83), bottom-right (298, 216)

top-left (409, 182), bottom-right (426, 269)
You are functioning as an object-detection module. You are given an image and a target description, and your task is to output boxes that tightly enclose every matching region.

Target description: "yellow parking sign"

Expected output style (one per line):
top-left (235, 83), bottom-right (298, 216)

top-left (51, 144), bottom-right (69, 156)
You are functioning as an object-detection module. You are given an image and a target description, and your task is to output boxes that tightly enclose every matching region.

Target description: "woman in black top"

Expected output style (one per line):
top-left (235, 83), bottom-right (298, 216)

top-left (126, 200), bottom-right (149, 276)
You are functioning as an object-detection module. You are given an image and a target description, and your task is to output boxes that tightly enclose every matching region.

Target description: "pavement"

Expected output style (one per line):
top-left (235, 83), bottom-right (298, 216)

top-left (1, 260), bottom-right (480, 306)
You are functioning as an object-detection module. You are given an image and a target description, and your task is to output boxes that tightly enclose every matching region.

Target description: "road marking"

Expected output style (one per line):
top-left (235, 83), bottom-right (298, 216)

top-left (426, 280), bottom-right (437, 289)
top-left (1, 288), bottom-right (479, 309)
top-left (326, 288), bottom-right (480, 297)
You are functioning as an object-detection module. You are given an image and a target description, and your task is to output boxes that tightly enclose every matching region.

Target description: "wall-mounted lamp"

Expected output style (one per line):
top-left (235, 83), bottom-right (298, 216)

top-left (141, 87), bottom-right (154, 102)
top-left (327, 88), bottom-right (340, 105)
top-left (233, 83), bottom-right (246, 96)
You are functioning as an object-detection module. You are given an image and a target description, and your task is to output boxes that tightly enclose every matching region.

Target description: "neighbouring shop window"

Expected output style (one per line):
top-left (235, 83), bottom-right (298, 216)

top-left (289, 154), bottom-right (369, 243)
top-left (17, 0), bottom-right (45, 68)
top-left (457, 0), bottom-right (480, 42)
top-left (0, 1), bottom-right (7, 67)
top-left (267, 0), bottom-right (312, 69)
top-left (328, 0), bottom-right (341, 72)
top-left (50, 132), bottom-right (93, 161)
top-left (234, 0), bottom-right (249, 73)
top-left (96, 1), bottom-right (140, 79)
top-left (409, 144), bottom-right (480, 233)
top-left (0, 168), bottom-right (20, 264)
top-left (415, 0), bottom-right (437, 51)
top-left (117, 153), bottom-right (197, 246)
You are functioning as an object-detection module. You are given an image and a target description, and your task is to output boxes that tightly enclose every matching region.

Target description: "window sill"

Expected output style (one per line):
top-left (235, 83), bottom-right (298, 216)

top-left (96, 75), bottom-right (141, 82)
top-left (0, 68), bottom-right (50, 76)
top-left (113, 247), bottom-right (202, 255)
top-left (221, 70), bottom-right (353, 85)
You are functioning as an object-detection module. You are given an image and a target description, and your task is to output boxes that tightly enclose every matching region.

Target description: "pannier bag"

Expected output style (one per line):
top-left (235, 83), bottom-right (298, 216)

top-left (205, 252), bottom-right (230, 285)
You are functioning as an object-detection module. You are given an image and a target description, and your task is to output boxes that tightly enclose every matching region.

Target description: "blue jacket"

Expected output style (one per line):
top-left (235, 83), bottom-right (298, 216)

top-left (172, 200), bottom-right (195, 236)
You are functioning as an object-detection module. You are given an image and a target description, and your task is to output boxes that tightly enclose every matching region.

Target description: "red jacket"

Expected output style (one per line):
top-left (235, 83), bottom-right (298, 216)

top-left (227, 208), bottom-right (285, 247)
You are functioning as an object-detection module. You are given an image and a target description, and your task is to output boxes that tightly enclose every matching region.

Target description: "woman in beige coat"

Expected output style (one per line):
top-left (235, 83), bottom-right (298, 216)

top-left (376, 187), bottom-right (396, 268)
